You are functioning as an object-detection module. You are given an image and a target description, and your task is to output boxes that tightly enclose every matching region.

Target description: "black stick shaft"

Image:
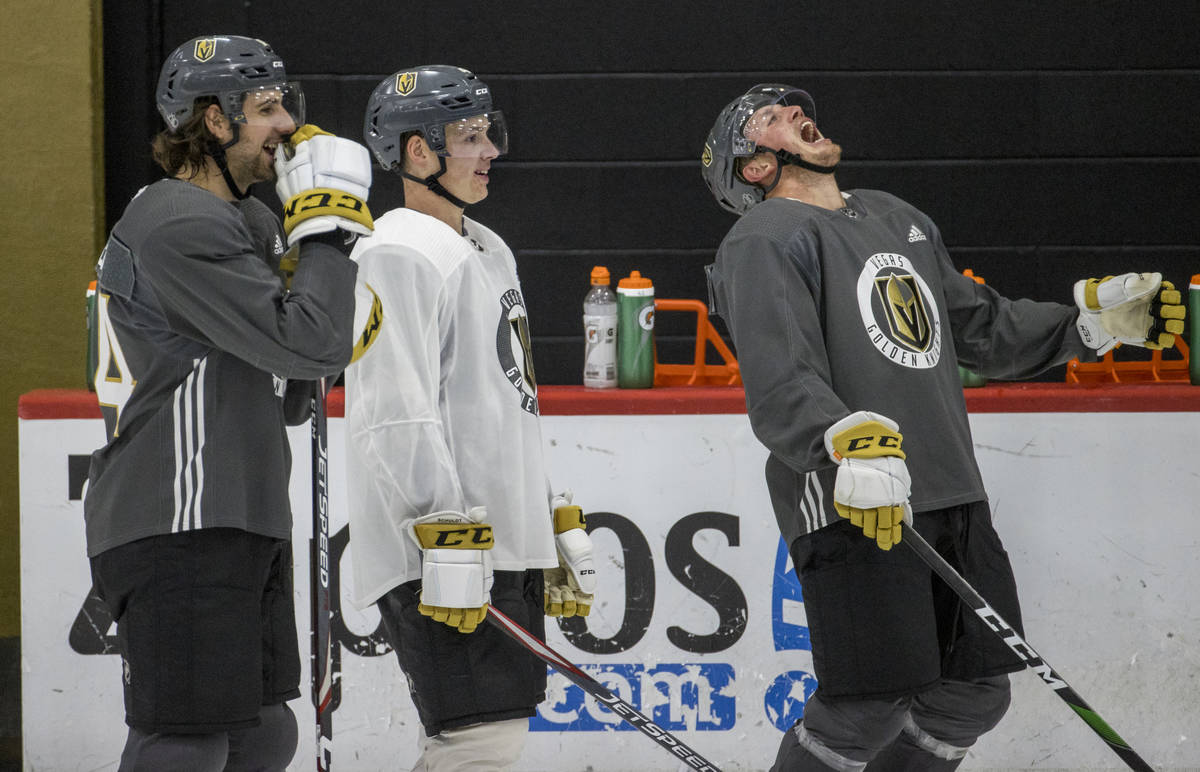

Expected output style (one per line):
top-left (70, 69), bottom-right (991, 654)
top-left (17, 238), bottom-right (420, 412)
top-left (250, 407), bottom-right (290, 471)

top-left (311, 378), bottom-right (333, 771)
top-left (903, 527), bottom-right (1154, 772)
top-left (486, 607), bottom-right (724, 772)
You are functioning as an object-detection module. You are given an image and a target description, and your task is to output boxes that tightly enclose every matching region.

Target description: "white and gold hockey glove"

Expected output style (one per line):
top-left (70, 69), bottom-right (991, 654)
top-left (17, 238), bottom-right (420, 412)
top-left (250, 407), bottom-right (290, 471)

top-left (825, 411), bottom-right (913, 551)
top-left (274, 124), bottom-right (374, 247)
top-left (1074, 272), bottom-right (1185, 354)
top-left (544, 493), bottom-right (597, 618)
top-left (404, 507), bottom-right (493, 633)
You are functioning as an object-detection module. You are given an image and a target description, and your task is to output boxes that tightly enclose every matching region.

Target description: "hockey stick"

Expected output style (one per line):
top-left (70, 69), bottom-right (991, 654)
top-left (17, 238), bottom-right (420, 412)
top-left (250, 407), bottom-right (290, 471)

top-left (486, 607), bottom-right (723, 772)
top-left (310, 377), bottom-right (334, 771)
top-left (902, 527), bottom-right (1154, 772)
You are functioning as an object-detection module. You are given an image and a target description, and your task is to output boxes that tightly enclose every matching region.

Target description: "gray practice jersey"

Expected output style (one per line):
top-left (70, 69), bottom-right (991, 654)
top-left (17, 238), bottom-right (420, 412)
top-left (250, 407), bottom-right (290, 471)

top-left (84, 178), bottom-right (358, 557)
top-left (707, 189), bottom-right (1091, 546)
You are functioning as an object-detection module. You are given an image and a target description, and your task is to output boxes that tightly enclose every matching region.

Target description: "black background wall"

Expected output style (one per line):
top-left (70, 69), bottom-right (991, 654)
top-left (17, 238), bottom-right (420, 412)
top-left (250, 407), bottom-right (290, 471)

top-left (104, 1), bottom-right (1200, 384)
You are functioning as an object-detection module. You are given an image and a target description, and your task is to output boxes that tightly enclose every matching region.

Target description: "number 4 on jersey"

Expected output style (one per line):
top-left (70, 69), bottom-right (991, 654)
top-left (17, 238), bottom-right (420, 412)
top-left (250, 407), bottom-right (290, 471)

top-left (93, 292), bottom-right (137, 436)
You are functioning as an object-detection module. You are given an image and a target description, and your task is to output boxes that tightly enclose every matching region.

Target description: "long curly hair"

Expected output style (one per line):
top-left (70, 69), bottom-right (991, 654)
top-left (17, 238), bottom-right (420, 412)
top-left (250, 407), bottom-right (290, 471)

top-left (150, 97), bottom-right (219, 178)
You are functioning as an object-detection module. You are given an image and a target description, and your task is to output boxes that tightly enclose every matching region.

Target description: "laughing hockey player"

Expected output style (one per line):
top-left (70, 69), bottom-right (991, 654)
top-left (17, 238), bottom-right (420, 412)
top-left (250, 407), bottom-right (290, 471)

top-left (84, 35), bottom-right (374, 771)
top-left (343, 66), bottom-right (598, 770)
top-left (699, 84), bottom-right (1184, 771)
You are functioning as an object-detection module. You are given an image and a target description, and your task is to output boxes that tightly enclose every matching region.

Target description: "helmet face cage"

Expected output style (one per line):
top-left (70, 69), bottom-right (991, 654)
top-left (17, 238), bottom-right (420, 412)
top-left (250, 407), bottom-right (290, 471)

top-left (700, 84), bottom-right (817, 215)
top-left (364, 65), bottom-right (505, 170)
top-left (156, 36), bottom-right (303, 132)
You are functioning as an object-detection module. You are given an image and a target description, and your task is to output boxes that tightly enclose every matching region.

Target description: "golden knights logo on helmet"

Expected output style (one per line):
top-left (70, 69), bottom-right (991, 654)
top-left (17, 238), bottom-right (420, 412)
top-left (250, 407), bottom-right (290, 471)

top-left (193, 38), bottom-right (216, 63)
top-left (396, 71), bottom-right (417, 96)
top-left (701, 143), bottom-right (713, 168)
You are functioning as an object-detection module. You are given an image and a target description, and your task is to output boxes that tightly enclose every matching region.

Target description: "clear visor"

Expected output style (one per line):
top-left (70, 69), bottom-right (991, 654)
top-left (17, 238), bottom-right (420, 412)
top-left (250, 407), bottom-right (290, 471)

top-left (439, 110), bottom-right (508, 158)
top-left (228, 82), bottom-right (305, 130)
top-left (739, 88), bottom-right (812, 148)
top-left (741, 104), bottom-right (782, 145)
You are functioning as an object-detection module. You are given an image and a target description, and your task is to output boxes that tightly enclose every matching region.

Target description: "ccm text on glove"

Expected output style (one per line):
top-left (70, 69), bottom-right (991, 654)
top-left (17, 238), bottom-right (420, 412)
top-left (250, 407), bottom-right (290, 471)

top-left (404, 508), bottom-right (494, 633)
top-left (824, 411), bottom-right (913, 551)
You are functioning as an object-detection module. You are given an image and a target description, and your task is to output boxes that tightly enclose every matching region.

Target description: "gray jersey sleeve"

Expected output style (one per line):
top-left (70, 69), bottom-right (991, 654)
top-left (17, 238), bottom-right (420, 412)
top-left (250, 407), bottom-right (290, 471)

top-left (716, 224), bottom-right (847, 474)
top-left (136, 204), bottom-right (358, 379)
top-left (929, 221), bottom-right (1094, 379)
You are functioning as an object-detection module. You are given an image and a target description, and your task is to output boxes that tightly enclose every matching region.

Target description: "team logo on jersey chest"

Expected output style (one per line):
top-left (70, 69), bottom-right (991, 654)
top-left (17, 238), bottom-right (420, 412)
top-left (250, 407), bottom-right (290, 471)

top-left (496, 288), bottom-right (538, 415)
top-left (856, 253), bottom-right (942, 369)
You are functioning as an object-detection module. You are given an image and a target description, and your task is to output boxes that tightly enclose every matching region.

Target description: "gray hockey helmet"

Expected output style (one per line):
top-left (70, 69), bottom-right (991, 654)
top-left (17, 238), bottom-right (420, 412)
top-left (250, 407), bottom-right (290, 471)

top-left (363, 65), bottom-right (508, 170)
top-left (156, 35), bottom-right (304, 132)
top-left (700, 84), bottom-right (817, 215)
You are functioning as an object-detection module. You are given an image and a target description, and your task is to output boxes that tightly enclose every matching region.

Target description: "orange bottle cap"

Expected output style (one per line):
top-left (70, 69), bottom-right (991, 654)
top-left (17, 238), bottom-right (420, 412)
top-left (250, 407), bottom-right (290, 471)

top-left (590, 266), bottom-right (611, 285)
top-left (618, 270), bottom-right (653, 289)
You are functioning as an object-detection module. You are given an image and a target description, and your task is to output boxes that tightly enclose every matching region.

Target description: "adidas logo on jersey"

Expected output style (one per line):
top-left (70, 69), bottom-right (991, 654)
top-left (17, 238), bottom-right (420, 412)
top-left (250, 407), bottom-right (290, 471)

top-left (907, 225), bottom-right (927, 243)
top-left (273, 234), bottom-right (284, 255)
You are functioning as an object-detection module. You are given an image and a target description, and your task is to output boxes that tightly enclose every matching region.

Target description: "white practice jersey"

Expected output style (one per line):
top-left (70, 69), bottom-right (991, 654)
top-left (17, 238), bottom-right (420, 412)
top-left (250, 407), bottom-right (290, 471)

top-left (345, 208), bottom-right (558, 607)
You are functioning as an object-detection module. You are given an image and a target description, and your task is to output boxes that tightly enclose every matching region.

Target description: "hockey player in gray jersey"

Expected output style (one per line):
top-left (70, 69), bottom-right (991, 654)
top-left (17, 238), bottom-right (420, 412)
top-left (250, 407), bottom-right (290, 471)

top-left (85, 35), bottom-right (375, 771)
top-left (345, 66), bottom-right (597, 770)
top-left (700, 84), bottom-right (1184, 771)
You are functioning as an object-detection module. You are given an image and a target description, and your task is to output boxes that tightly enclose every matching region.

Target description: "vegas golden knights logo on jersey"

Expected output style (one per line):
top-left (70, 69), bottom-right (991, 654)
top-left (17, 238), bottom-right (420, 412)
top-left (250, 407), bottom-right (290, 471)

top-left (857, 253), bottom-right (943, 369)
top-left (396, 71), bottom-right (417, 96)
top-left (194, 39), bottom-right (216, 63)
top-left (497, 288), bottom-right (538, 415)
top-left (875, 273), bottom-right (931, 352)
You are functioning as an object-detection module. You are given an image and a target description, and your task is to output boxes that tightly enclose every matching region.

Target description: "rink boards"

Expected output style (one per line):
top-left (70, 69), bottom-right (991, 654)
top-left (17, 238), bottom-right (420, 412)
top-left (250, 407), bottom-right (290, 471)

top-left (18, 387), bottom-right (1200, 770)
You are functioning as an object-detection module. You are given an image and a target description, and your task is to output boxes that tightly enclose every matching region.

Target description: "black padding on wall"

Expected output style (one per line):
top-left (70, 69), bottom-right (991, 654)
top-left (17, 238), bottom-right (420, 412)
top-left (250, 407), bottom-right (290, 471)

top-left (299, 72), bottom-right (1200, 162)
top-left (107, 2), bottom-right (1200, 385)
top-left (463, 160), bottom-right (1200, 249)
top-left (159, 1), bottom-right (1200, 74)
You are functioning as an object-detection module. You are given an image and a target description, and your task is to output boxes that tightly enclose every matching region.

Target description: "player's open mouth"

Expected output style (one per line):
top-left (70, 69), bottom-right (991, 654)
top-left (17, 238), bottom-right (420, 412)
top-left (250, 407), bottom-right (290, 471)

top-left (264, 142), bottom-right (278, 159)
top-left (800, 121), bottom-right (824, 144)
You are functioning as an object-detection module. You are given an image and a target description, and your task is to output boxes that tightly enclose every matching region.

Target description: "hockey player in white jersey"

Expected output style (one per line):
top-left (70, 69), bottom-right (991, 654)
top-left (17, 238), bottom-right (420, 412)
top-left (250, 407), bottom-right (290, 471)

top-left (345, 66), bottom-right (597, 770)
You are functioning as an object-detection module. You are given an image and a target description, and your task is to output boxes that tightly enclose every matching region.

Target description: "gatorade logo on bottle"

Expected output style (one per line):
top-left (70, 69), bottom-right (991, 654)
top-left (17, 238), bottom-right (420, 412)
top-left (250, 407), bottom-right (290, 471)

top-left (638, 304), bottom-right (655, 331)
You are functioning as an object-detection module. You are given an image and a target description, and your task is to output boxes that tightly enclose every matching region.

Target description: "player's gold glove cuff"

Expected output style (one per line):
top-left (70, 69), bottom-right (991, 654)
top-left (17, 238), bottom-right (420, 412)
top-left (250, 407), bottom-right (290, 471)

top-left (282, 188), bottom-right (374, 237)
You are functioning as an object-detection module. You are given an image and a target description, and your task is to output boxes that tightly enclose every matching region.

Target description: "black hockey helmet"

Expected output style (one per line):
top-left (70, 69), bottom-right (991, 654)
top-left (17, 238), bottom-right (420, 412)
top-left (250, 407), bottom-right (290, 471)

top-left (701, 84), bottom-right (822, 215)
top-left (156, 35), bottom-right (304, 133)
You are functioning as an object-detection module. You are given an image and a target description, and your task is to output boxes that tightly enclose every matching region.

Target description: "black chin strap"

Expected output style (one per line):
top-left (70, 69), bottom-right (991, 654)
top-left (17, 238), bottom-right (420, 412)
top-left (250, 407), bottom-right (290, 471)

top-left (401, 156), bottom-right (471, 210)
top-left (774, 149), bottom-right (838, 176)
top-left (755, 149), bottom-right (839, 198)
top-left (206, 124), bottom-right (251, 200)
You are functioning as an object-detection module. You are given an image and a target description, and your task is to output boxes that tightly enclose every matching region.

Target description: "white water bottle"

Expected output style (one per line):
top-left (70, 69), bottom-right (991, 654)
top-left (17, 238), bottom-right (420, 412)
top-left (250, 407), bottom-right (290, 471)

top-left (583, 266), bottom-right (618, 388)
